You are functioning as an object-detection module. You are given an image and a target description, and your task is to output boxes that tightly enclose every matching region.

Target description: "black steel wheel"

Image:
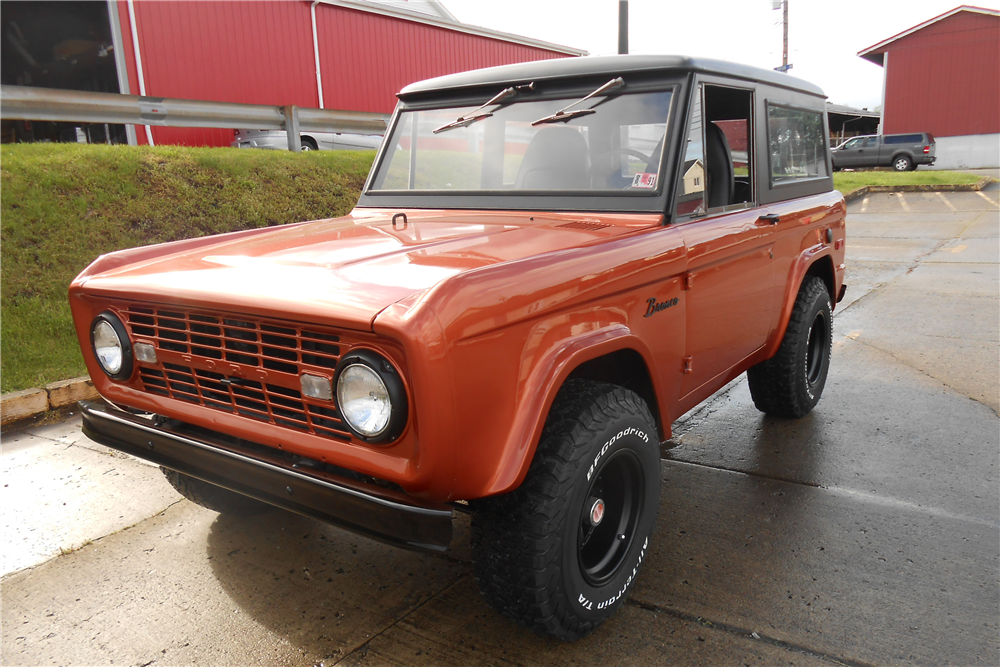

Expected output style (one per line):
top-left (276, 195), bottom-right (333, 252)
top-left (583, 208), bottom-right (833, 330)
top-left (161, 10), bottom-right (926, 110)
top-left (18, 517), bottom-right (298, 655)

top-left (747, 276), bottom-right (833, 418)
top-left (471, 380), bottom-right (660, 641)
top-left (578, 449), bottom-right (644, 586)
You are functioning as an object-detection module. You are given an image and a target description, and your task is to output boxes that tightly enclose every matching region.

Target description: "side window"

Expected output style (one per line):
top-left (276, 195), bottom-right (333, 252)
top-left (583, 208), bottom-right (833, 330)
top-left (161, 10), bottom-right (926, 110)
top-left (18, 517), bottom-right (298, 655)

top-left (884, 133), bottom-right (922, 145)
top-left (675, 84), bottom-right (756, 221)
top-left (864, 137), bottom-right (879, 147)
top-left (675, 88), bottom-right (706, 219)
top-left (843, 138), bottom-right (861, 149)
top-left (766, 104), bottom-right (828, 184)
top-left (704, 85), bottom-right (755, 211)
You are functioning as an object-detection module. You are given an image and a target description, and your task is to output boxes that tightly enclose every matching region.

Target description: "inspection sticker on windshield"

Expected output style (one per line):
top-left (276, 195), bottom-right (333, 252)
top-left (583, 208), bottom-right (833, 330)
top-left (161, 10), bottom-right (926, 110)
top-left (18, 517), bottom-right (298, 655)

top-left (630, 173), bottom-right (657, 189)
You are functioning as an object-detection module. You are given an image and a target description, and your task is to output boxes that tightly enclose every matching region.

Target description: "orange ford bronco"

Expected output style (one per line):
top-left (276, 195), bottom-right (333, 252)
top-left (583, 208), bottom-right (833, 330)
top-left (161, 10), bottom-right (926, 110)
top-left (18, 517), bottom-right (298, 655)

top-left (72, 55), bottom-right (846, 640)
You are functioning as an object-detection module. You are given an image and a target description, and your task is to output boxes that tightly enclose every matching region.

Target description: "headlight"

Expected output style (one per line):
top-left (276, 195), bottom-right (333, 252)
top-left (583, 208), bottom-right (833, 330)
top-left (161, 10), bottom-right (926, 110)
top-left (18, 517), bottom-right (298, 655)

top-left (334, 350), bottom-right (408, 443)
top-left (90, 312), bottom-right (134, 380)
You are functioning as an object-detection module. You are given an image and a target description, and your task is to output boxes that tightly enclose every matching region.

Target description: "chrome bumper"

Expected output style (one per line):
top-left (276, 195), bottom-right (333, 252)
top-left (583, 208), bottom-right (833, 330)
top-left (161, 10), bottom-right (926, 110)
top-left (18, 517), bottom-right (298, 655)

top-left (78, 401), bottom-right (453, 553)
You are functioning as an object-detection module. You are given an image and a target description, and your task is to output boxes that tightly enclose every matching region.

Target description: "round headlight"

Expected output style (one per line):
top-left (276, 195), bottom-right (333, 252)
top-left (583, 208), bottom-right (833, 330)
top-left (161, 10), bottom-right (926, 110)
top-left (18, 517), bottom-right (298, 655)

top-left (337, 365), bottom-right (391, 437)
top-left (90, 312), bottom-right (134, 380)
top-left (334, 350), bottom-right (408, 444)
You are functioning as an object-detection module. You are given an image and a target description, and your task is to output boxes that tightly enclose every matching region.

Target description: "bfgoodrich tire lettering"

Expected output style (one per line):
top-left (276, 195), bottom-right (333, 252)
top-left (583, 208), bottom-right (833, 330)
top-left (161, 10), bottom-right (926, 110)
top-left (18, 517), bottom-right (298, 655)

top-left (471, 379), bottom-right (660, 640)
top-left (747, 276), bottom-right (833, 418)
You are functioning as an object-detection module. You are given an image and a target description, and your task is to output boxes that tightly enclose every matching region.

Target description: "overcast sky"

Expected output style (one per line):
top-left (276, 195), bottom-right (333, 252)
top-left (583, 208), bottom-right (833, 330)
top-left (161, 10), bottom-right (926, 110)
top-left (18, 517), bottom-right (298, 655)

top-left (445, 0), bottom-right (999, 110)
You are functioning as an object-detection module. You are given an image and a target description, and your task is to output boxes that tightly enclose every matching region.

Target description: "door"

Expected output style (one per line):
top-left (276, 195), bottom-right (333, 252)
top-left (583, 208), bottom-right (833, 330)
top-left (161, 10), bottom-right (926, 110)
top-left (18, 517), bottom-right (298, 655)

top-left (836, 136), bottom-right (865, 167)
top-left (674, 83), bottom-right (775, 398)
top-left (864, 136), bottom-right (883, 166)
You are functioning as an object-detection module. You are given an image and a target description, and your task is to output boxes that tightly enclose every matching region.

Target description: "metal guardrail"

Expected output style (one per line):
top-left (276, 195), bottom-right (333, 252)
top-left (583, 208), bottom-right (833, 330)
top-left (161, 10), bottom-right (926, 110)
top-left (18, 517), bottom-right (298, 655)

top-left (0, 85), bottom-right (390, 152)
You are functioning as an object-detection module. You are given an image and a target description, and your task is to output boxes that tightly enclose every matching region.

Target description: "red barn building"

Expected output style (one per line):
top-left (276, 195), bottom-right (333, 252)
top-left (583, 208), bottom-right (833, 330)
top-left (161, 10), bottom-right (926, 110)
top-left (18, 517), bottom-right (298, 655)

top-left (858, 5), bottom-right (999, 169)
top-left (112, 0), bottom-right (585, 146)
top-left (0, 1), bottom-right (583, 146)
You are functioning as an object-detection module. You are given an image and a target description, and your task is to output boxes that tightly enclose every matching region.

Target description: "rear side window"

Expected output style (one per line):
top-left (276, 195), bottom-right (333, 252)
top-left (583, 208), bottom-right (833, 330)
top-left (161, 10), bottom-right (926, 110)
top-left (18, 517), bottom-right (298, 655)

top-left (884, 134), bottom-right (923, 144)
top-left (766, 104), bottom-right (828, 184)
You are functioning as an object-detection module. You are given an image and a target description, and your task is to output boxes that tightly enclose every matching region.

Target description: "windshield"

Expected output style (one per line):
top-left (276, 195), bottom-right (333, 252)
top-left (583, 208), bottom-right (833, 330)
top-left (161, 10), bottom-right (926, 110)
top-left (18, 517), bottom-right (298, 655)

top-left (368, 89), bottom-right (672, 195)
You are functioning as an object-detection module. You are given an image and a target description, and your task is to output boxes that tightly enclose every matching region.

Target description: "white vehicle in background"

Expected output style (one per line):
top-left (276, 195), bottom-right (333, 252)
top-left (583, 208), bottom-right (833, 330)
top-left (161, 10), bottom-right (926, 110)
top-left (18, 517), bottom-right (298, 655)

top-left (231, 129), bottom-right (382, 151)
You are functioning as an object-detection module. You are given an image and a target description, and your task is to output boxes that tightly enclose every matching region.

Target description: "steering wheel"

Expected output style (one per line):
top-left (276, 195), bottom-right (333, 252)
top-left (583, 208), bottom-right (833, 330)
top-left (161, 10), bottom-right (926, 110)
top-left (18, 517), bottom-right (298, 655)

top-left (592, 148), bottom-right (655, 189)
top-left (593, 148), bottom-right (653, 166)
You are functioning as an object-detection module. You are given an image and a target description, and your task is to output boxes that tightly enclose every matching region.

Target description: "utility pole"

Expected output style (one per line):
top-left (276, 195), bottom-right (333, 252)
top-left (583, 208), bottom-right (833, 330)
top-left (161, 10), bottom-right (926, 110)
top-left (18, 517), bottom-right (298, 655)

top-left (782, 0), bottom-right (788, 69)
top-left (772, 0), bottom-right (792, 72)
top-left (618, 1), bottom-right (628, 55)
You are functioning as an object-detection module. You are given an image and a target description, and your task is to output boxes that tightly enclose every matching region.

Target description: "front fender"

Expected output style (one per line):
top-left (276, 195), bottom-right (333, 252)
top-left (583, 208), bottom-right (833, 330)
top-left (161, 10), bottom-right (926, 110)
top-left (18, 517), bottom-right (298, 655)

top-left (454, 323), bottom-right (662, 498)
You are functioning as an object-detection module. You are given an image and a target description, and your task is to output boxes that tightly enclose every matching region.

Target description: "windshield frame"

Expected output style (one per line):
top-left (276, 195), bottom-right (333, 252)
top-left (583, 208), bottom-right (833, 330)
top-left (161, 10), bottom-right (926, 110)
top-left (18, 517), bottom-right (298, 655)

top-left (358, 75), bottom-right (687, 214)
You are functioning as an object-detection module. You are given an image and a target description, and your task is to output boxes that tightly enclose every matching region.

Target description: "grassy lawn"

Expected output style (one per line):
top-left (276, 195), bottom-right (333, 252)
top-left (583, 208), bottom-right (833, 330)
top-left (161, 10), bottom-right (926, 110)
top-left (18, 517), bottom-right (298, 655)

top-left (1, 143), bottom-right (374, 393)
top-left (833, 169), bottom-right (983, 196)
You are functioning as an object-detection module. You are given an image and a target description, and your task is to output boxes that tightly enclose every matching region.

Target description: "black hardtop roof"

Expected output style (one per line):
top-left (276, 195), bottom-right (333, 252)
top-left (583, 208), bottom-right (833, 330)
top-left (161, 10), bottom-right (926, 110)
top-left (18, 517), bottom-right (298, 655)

top-left (399, 54), bottom-right (826, 99)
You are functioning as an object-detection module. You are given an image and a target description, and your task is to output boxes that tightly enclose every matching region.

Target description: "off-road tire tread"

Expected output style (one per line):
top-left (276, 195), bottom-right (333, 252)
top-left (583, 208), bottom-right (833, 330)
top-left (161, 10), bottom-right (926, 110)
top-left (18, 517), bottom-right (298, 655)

top-left (747, 277), bottom-right (831, 418)
top-left (471, 379), bottom-right (656, 641)
top-left (161, 468), bottom-right (269, 515)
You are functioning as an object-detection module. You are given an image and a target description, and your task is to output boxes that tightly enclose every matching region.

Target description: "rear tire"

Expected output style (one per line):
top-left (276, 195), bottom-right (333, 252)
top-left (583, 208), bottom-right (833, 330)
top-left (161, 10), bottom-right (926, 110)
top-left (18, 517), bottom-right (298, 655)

top-left (162, 468), bottom-right (270, 515)
top-left (892, 155), bottom-right (912, 172)
top-left (300, 136), bottom-right (318, 151)
top-left (471, 380), bottom-right (660, 640)
top-left (747, 277), bottom-right (832, 418)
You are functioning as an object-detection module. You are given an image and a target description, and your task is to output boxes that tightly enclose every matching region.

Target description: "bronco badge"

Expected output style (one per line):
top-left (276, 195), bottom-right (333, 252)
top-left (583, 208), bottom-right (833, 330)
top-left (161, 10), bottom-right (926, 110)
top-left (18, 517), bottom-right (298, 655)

top-left (644, 296), bottom-right (679, 317)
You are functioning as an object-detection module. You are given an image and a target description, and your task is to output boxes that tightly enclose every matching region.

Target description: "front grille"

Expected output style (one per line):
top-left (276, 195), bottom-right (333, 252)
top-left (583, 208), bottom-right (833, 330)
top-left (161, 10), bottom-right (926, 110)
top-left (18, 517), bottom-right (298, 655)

top-left (121, 303), bottom-right (354, 442)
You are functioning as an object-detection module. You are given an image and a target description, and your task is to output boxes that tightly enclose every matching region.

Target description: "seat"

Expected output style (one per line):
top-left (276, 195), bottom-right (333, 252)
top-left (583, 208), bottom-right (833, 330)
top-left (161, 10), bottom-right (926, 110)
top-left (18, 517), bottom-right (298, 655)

top-left (515, 127), bottom-right (590, 190)
top-left (705, 122), bottom-right (734, 208)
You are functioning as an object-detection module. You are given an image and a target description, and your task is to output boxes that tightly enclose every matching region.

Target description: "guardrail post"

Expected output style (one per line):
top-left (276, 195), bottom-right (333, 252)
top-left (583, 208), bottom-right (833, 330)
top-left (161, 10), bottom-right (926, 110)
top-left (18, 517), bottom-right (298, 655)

top-left (284, 105), bottom-right (301, 152)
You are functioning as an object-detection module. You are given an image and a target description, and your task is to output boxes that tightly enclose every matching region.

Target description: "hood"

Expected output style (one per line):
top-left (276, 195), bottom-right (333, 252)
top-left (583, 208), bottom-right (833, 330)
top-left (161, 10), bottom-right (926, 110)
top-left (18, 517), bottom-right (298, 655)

top-left (78, 208), bottom-right (660, 330)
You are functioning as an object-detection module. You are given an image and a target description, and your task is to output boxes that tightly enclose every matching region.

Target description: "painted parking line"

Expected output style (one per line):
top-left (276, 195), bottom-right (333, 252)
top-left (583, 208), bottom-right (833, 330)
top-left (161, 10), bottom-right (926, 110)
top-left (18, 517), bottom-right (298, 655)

top-left (860, 196), bottom-right (869, 213)
top-left (897, 193), bottom-right (911, 212)
top-left (951, 244), bottom-right (968, 254)
top-left (975, 190), bottom-right (999, 207)
top-left (935, 192), bottom-right (958, 211)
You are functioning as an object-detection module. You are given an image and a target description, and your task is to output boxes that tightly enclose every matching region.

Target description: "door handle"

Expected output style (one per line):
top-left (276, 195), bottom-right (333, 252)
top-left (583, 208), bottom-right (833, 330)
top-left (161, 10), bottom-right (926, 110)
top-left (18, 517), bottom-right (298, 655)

top-left (758, 213), bottom-right (780, 225)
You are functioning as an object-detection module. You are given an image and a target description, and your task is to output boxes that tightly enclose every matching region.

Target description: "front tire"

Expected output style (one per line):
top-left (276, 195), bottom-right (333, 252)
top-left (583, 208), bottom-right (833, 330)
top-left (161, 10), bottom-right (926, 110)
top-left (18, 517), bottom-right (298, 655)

top-left (472, 380), bottom-right (660, 640)
top-left (747, 276), bottom-right (833, 418)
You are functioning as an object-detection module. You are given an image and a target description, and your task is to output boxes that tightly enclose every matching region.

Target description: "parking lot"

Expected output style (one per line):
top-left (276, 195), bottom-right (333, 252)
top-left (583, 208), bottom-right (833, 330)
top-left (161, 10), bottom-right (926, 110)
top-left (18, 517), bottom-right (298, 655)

top-left (3, 185), bottom-right (998, 667)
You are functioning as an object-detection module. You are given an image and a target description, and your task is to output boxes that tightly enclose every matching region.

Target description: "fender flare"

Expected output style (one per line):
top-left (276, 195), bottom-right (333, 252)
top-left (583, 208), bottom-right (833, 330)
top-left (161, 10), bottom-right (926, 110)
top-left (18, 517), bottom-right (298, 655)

top-left (762, 246), bottom-right (837, 359)
top-left (482, 325), bottom-right (663, 496)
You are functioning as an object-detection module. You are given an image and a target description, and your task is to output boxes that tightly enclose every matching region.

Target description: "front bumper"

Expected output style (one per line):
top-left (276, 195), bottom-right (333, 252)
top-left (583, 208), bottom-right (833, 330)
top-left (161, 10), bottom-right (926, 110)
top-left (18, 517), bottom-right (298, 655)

top-left (79, 400), bottom-right (453, 553)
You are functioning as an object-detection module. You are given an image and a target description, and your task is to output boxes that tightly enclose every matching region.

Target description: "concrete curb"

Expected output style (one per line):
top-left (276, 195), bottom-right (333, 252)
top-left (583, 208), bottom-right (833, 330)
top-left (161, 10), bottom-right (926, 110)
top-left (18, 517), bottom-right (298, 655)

top-left (842, 176), bottom-right (995, 204)
top-left (1, 376), bottom-right (99, 428)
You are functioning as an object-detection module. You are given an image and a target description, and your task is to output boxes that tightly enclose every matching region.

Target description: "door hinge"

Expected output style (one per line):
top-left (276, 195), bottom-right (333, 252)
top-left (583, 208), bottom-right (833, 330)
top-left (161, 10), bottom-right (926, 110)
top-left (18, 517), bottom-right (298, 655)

top-left (683, 273), bottom-right (694, 291)
top-left (683, 356), bottom-right (693, 374)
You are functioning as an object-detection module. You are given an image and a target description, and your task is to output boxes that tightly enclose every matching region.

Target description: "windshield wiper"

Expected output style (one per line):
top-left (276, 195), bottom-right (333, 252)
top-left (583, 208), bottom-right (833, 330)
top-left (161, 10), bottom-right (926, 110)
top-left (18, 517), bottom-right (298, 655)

top-left (433, 83), bottom-right (534, 134)
top-left (530, 77), bottom-right (625, 126)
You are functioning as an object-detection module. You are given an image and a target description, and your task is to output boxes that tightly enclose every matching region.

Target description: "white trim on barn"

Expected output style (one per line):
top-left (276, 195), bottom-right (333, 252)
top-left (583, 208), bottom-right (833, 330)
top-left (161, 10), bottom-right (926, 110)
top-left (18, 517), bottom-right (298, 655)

top-left (858, 5), bottom-right (999, 63)
top-left (106, 0), bottom-right (137, 145)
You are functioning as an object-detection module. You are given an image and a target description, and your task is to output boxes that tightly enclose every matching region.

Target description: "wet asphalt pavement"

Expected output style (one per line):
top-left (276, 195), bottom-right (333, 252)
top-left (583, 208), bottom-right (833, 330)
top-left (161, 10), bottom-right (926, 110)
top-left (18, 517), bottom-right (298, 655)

top-left (2, 185), bottom-right (998, 666)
